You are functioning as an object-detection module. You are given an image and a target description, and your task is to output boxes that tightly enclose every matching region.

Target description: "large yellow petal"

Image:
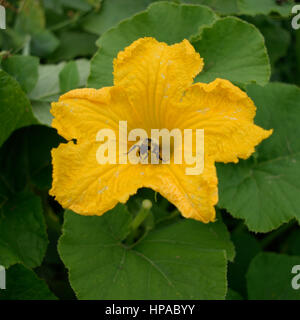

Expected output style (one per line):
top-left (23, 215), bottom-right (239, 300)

top-left (51, 86), bottom-right (141, 142)
top-left (50, 139), bottom-right (217, 222)
top-left (173, 78), bottom-right (273, 163)
top-left (113, 37), bottom-right (203, 130)
top-left (50, 141), bottom-right (147, 215)
top-left (142, 158), bottom-right (218, 223)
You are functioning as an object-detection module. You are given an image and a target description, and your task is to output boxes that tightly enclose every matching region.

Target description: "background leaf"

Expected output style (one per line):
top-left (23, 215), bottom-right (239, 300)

top-left (227, 227), bottom-right (261, 297)
top-left (245, 16), bottom-right (291, 67)
top-left (237, 0), bottom-right (294, 17)
top-left (31, 29), bottom-right (60, 57)
top-left (218, 82), bottom-right (300, 232)
top-left (0, 125), bottom-right (63, 191)
top-left (49, 31), bottom-right (97, 62)
top-left (247, 252), bottom-right (300, 300)
top-left (0, 264), bottom-right (56, 300)
top-left (59, 204), bottom-right (234, 299)
top-left (0, 191), bottom-right (48, 269)
top-left (280, 229), bottom-right (300, 256)
top-left (181, 0), bottom-right (239, 15)
top-left (15, 0), bottom-right (45, 35)
top-left (226, 288), bottom-right (243, 300)
top-left (0, 70), bottom-right (37, 147)
top-left (88, 2), bottom-right (218, 88)
top-left (29, 59), bottom-right (89, 125)
top-left (182, 0), bottom-right (295, 16)
top-left (82, 0), bottom-right (160, 35)
top-left (59, 61), bottom-right (80, 93)
top-left (1, 55), bottom-right (39, 93)
top-left (192, 17), bottom-right (270, 86)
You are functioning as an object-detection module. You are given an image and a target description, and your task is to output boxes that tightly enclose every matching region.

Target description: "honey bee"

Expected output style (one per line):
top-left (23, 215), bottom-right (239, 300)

top-left (127, 138), bottom-right (164, 162)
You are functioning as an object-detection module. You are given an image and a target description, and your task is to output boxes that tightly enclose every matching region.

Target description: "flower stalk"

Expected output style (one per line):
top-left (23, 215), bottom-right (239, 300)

top-left (124, 200), bottom-right (153, 246)
top-left (130, 199), bottom-right (153, 231)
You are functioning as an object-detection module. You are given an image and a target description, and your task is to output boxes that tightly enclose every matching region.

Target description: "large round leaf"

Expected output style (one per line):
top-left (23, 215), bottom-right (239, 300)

top-left (192, 17), bottom-right (270, 86)
top-left (237, 0), bottom-right (294, 17)
top-left (182, 0), bottom-right (294, 16)
top-left (0, 191), bottom-right (48, 268)
top-left (59, 204), bottom-right (234, 299)
top-left (88, 2), bottom-right (218, 88)
top-left (218, 83), bottom-right (300, 232)
top-left (181, 0), bottom-right (238, 15)
top-left (88, 3), bottom-right (270, 89)
top-left (247, 252), bottom-right (300, 300)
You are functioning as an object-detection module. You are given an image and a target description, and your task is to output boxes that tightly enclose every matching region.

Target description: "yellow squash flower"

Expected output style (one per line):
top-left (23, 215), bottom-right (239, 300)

top-left (50, 37), bottom-right (272, 223)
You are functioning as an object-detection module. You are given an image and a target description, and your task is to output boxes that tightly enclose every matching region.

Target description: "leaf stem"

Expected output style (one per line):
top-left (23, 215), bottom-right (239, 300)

top-left (22, 35), bottom-right (31, 56)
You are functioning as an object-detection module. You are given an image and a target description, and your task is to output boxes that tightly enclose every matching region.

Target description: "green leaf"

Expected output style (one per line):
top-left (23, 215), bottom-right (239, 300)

top-left (237, 0), bottom-right (294, 17)
top-left (0, 125), bottom-right (62, 191)
top-left (14, 1), bottom-right (59, 57)
top-left (59, 61), bottom-right (80, 93)
top-left (29, 59), bottom-right (89, 125)
top-left (1, 55), bottom-right (39, 94)
top-left (30, 63), bottom-right (66, 104)
top-left (296, 30), bottom-right (300, 86)
top-left (0, 191), bottom-right (48, 269)
top-left (280, 229), bottom-right (300, 256)
top-left (181, 0), bottom-right (238, 15)
top-left (247, 252), bottom-right (300, 300)
top-left (226, 288), bottom-right (243, 300)
top-left (88, 2), bottom-right (218, 88)
top-left (86, 0), bottom-right (103, 9)
top-left (15, 0), bottom-right (45, 35)
top-left (31, 29), bottom-right (60, 57)
top-left (192, 17), bottom-right (270, 86)
top-left (0, 70), bottom-right (37, 147)
top-left (82, 0), bottom-right (159, 35)
top-left (228, 228), bottom-right (261, 297)
top-left (61, 0), bottom-right (93, 11)
top-left (43, 0), bottom-right (64, 14)
top-left (49, 31), bottom-right (97, 62)
top-left (0, 28), bottom-right (22, 52)
top-left (250, 17), bottom-right (291, 66)
top-left (88, 3), bottom-right (270, 88)
top-left (76, 59), bottom-right (90, 86)
top-left (0, 264), bottom-right (56, 300)
top-left (181, 0), bottom-right (294, 16)
top-left (218, 83), bottom-right (300, 232)
top-left (59, 204), bottom-right (234, 299)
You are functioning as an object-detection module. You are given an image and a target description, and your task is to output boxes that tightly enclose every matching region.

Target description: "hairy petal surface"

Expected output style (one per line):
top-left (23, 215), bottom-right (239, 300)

top-left (50, 141), bottom-right (147, 215)
top-left (113, 37), bottom-right (203, 129)
top-left (51, 86), bottom-right (140, 142)
top-left (143, 159), bottom-right (218, 223)
top-left (50, 140), bottom-right (217, 222)
top-left (175, 79), bottom-right (273, 163)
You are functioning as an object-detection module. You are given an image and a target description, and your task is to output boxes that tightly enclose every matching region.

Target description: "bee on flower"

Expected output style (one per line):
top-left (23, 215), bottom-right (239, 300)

top-left (50, 37), bottom-right (272, 223)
